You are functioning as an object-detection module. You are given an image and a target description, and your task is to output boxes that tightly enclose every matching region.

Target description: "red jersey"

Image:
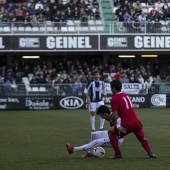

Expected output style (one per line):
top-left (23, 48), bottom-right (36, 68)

top-left (111, 92), bottom-right (139, 123)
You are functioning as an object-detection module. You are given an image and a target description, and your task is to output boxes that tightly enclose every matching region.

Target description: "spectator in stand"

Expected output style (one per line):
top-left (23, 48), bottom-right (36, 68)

top-left (4, 79), bottom-right (12, 96)
top-left (129, 72), bottom-right (136, 83)
top-left (78, 0), bottom-right (86, 9)
top-left (152, 75), bottom-right (161, 93)
top-left (113, 73), bottom-right (121, 81)
top-left (117, 11), bottom-right (124, 29)
top-left (0, 77), bottom-right (4, 95)
top-left (138, 84), bottom-right (147, 94)
top-left (8, 11), bottom-right (17, 22)
top-left (81, 14), bottom-right (88, 26)
top-left (155, 0), bottom-right (163, 11)
top-left (44, 6), bottom-right (51, 20)
top-left (138, 11), bottom-right (147, 21)
top-left (81, 76), bottom-right (88, 84)
top-left (133, 0), bottom-right (142, 10)
top-left (37, 13), bottom-right (45, 22)
top-left (65, 7), bottom-right (73, 20)
top-left (153, 59), bottom-right (161, 77)
top-left (146, 17), bottom-right (154, 33)
top-left (115, 5), bottom-right (122, 19)
top-left (137, 74), bottom-right (144, 84)
top-left (165, 75), bottom-right (170, 94)
top-left (50, 68), bottom-right (57, 80)
top-left (16, 9), bottom-right (24, 22)
top-left (145, 78), bottom-right (152, 93)
top-left (24, 12), bottom-right (32, 26)
top-left (1, 12), bottom-right (9, 22)
top-left (123, 11), bottom-right (131, 22)
top-left (30, 75), bottom-right (38, 85)
top-left (121, 73), bottom-right (129, 83)
top-left (36, 6), bottom-right (45, 16)
top-left (94, 7), bottom-right (100, 20)
top-left (35, 1), bottom-right (44, 10)
top-left (166, 65), bottom-right (170, 76)
top-left (73, 6), bottom-right (79, 20)
top-left (37, 74), bottom-right (46, 84)
top-left (29, 4), bottom-right (36, 16)
top-left (150, 6), bottom-right (158, 20)
top-left (85, 5), bottom-right (93, 19)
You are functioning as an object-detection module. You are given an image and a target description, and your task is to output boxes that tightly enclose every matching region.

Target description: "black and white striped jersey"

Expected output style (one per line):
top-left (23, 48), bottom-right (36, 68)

top-left (84, 79), bottom-right (107, 102)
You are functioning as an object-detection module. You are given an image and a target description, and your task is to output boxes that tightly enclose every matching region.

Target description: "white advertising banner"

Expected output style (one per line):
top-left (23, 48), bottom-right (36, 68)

top-left (105, 83), bottom-right (148, 95)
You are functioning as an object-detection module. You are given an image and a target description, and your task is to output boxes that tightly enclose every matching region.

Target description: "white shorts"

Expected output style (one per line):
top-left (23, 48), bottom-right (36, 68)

top-left (91, 130), bottom-right (124, 147)
top-left (89, 101), bottom-right (104, 112)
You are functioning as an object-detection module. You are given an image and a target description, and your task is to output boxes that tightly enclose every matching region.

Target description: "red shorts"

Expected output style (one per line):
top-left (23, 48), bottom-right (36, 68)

top-left (114, 119), bottom-right (145, 140)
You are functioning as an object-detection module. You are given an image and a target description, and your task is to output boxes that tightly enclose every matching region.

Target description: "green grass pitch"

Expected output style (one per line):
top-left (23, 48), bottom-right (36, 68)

top-left (0, 109), bottom-right (170, 170)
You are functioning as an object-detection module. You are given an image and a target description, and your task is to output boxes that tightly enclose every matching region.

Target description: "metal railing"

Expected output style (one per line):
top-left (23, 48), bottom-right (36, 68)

top-left (0, 83), bottom-right (169, 96)
top-left (0, 21), bottom-right (170, 34)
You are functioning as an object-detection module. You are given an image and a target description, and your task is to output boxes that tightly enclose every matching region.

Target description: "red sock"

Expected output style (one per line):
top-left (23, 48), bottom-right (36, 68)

top-left (141, 139), bottom-right (151, 152)
top-left (109, 134), bottom-right (120, 153)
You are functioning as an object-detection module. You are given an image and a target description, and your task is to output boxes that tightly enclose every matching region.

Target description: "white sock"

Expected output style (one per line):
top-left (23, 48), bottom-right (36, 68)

top-left (73, 138), bottom-right (105, 153)
top-left (100, 117), bottom-right (105, 129)
top-left (90, 115), bottom-right (95, 130)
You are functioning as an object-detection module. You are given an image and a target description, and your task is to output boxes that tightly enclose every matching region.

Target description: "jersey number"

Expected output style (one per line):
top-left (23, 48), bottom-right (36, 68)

top-left (123, 96), bottom-right (133, 109)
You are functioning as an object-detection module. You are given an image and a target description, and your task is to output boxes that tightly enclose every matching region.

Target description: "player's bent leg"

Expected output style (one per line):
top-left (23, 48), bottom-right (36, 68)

top-left (134, 130), bottom-right (157, 159)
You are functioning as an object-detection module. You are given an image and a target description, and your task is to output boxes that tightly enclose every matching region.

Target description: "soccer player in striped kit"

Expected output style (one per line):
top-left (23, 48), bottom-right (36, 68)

top-left (84, 70), bottom-right (107, 132)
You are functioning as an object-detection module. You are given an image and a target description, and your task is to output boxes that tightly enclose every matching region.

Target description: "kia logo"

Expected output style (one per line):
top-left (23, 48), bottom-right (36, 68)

top-left (60, 96), bottom-right (84, 109)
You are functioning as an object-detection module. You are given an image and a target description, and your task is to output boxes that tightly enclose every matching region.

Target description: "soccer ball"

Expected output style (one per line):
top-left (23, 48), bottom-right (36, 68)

top-left (93, 147), bottom-right (105, 158)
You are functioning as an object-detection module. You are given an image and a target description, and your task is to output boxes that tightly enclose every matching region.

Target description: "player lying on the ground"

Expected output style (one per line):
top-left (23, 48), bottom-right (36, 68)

top-left (66, 118), bottom-right (124, 158)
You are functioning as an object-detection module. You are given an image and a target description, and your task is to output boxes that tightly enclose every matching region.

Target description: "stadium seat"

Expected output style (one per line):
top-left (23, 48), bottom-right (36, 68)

top-left (12, 27), bottom-right (17, 32)
top-left (89, 26), bottom-right (97, 31)
top-left (96, 26), bottom-right (104, 32)
top-left (81, 27), bottom-right (89, 32)
top-left (74, 20), bottom-right (81, 25)
top-left (18, 27), bottom-right (25, 32)
top-left (53, 27), bottom-right (58, 32)
top-left (39, 87), bottom-right (47, 92)
top-left (3, 27), bottom-right (11, 32)
top-left (67, 20), bottom-right (74, 26)
top-left (61, 27), bottom-right (68, 32)
top-left (75, 26), bottom-right (82, 32)
top-left (0, 27), bottom-right (3, 32)
top-left (32, 27), bottom-right (39, 32)
top-left (46, 20), bottom-right (52, 26)
top-left (95, 20), bottom-right (103, 25)
top-left (25, 27), bottom-right (32, 32)
top-left (113, 7), bottom-right (117, 13)
top-left (27, 86), bottom-right (32, 92)
top-left (142, 8), bottom-right (148, 14)
top-left (47, 27), bottom-right (53, 32)
top-left (68, 26), bottom-right (76, 32)
top-left (39, 27), bottom-right (46, 32)
top-left (88, 20), bottom-right (95, 25)
top-left (28, 74), bottom-right (34, 81)
top-left (32, 87), bottom-right (39, 92)
top-left (141, 3), bottom-right (147, 8)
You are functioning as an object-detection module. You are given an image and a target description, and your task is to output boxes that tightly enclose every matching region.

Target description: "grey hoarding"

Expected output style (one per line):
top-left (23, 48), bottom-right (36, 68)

top-left (1, 35), bottom-right (170, 51)
top-left (11, 35), bottom-right (99, 51)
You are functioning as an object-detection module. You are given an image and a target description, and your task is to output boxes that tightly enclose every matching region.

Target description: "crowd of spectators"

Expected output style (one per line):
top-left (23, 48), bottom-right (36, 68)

top-left (0, 57), bottom-right (170, 95)
top-left (0, 0), bottom-right (101, 27)
top-left (115, 0), bottom-right (170, 33)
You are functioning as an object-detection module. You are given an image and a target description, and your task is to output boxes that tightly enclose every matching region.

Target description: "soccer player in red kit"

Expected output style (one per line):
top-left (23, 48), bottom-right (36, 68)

top-left (97, 80), bottom-right (157, 159)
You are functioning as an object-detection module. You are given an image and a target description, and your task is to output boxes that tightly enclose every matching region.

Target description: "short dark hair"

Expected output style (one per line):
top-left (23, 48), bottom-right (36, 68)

top-left (93, 70), bottom-right (99, 75)
top-left (110, 80), bottom-right (122, 91)
top-left (96, 105), bottom-right (110, 115)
